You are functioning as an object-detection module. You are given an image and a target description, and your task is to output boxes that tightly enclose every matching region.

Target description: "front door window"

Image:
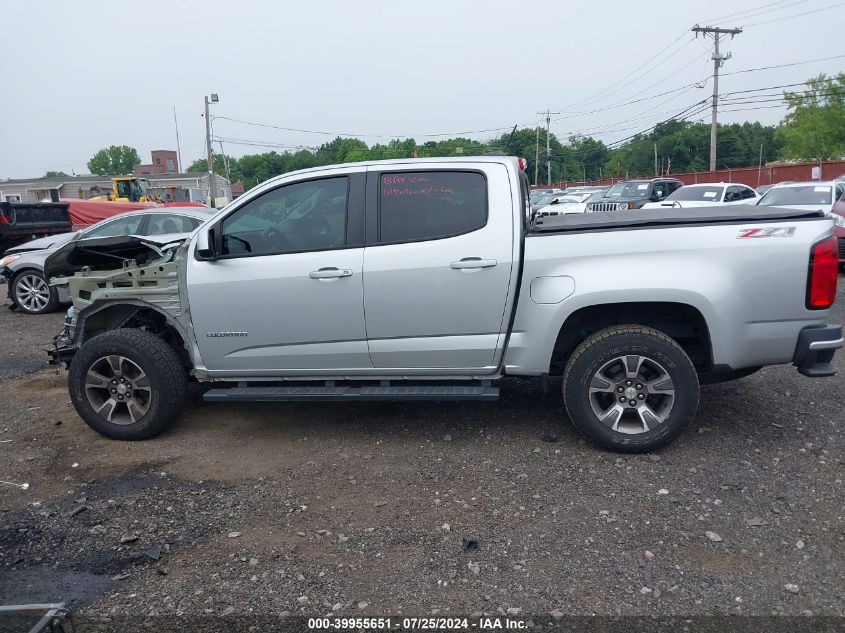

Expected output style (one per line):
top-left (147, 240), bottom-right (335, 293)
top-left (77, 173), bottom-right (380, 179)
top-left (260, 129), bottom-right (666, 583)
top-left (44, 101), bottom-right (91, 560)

top-left (221, 177), bottom-right (348, 257)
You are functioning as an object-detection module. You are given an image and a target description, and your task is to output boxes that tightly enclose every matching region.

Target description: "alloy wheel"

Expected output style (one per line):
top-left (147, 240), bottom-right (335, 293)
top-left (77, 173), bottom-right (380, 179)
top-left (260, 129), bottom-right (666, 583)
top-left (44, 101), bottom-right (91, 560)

top-left (14, 274), bottom-right (51, 313)
top-left (587, 354), bottom-right (675, 435)
top-left (84, 355), bottom-right (152, 425)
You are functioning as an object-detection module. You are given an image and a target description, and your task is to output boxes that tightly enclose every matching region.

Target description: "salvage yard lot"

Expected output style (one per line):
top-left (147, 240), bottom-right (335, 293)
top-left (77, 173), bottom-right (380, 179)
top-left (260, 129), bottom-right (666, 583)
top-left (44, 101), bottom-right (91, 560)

top-left (0, 282), bottom-right (843, 619)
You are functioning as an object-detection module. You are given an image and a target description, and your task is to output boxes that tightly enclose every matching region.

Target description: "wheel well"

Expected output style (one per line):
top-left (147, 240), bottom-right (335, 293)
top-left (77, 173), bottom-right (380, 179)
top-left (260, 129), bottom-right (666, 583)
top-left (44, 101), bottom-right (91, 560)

top-left (79, 304), bottom-right (191, 369)
top-left (549, 302), bottom-right (712, 375)
top-left (9, 267), bottom-right (45, 284)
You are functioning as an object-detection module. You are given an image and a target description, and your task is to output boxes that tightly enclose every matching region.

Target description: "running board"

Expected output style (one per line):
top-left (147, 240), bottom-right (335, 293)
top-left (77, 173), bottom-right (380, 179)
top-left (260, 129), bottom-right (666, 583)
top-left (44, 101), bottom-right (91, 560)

top-left (203, 384), bottom-right (499, 402)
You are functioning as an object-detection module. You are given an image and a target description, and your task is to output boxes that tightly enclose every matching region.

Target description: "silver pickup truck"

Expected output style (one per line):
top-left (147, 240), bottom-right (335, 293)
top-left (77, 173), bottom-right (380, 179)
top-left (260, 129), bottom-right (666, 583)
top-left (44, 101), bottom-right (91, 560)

top-left (45, 157), bottom-right (842, 452)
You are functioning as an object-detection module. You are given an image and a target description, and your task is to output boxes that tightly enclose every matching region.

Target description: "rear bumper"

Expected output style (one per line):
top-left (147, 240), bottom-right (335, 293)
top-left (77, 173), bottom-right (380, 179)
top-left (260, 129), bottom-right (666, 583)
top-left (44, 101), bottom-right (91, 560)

top-left (792, 325), bottom-right (842, 377)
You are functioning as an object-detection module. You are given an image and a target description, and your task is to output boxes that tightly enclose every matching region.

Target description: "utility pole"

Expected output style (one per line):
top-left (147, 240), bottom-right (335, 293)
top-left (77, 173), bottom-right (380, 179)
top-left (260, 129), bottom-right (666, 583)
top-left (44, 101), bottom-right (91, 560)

top-left (173, 106), bottom-right (182, 173)
top-left (218, 140), bottom-right (232, 183)
top-left (204, 93), bottom-right (219, 207)
top-left (692, 25), bottom-right (742, 172)
top-left (534, 125), bottom-right (540, 185)
top-left (654, 143), bottom-right (658, 177)
top-left (537, 109), bottom-right (559, 185)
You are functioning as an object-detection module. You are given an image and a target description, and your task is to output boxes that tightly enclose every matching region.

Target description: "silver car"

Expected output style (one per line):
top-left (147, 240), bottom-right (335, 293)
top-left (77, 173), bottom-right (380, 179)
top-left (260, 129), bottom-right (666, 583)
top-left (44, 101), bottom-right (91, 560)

top-left (0, 207), bottom-right (213, 314)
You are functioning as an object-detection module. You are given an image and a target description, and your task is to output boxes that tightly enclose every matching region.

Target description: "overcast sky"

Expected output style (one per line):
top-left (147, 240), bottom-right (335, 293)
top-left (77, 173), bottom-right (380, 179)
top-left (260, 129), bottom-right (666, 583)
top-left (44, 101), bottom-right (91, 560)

top-left (1, 0), bottom-right (842, 178)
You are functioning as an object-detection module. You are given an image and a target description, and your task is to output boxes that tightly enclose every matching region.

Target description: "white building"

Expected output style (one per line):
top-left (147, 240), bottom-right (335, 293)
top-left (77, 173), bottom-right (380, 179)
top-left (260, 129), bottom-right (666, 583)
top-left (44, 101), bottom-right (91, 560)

top-left (0, 172), bottom-right (231, 204)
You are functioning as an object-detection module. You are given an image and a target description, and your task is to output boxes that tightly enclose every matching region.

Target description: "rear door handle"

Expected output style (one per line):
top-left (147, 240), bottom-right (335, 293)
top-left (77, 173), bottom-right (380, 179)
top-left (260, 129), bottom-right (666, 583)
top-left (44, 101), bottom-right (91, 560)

top-left (309, 267), bottom-right (353, 279)
top-left (450, 257), bottom-right (497, 270)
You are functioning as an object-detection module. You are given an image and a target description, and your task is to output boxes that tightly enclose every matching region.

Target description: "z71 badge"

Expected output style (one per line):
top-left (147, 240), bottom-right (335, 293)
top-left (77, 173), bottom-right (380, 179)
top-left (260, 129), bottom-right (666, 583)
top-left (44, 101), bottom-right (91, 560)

top-left (737, 227), bottom-right (797, 239)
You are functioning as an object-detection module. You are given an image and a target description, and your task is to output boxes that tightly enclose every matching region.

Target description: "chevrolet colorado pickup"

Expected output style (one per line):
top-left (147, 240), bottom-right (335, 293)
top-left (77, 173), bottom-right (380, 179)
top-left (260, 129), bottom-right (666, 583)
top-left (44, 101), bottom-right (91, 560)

top-left (45, 157), bottom-right (842, 452)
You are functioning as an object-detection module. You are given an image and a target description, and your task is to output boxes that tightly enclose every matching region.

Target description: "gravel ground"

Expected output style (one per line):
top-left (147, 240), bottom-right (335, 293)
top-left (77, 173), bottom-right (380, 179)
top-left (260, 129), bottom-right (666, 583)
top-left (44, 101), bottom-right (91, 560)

top-left (0, 282), bottom-right (843, 625)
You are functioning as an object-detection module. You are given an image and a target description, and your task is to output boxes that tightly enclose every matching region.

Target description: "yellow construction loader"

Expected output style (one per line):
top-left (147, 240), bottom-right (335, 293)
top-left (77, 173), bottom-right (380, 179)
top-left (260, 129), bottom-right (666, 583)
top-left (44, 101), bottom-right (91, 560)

top-left (87, 177), bottom-right (165, 203)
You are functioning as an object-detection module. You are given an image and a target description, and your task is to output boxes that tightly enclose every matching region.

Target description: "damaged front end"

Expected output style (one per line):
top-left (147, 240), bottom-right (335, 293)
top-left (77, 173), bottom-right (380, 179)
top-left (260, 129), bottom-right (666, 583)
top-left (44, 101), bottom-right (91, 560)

top-left (46, 236), bottom-right (189, 365)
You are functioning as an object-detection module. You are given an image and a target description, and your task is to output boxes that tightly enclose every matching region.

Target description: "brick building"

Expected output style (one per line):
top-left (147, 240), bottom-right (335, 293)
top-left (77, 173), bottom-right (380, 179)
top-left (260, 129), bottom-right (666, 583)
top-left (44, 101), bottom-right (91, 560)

top-left (134, 150), bottom-right (180, 175)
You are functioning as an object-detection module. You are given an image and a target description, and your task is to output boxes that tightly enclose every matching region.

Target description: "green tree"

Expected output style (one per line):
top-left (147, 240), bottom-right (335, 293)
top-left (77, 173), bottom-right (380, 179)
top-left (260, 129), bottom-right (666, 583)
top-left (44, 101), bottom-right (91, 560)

top-left (187, 154), bottom-right (242, 182)
top-left (44, 170), bottom-right (69, 178)
top-left (776, 73), bottom-right (845, 160)
top-left (87, 145), bottom-right (141, 175)
top-left (603, 117), bottom-right (783, 178)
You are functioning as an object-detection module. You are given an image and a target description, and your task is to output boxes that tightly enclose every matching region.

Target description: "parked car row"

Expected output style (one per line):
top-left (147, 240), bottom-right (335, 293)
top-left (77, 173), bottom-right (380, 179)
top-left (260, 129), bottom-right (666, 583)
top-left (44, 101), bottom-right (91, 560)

top-left (531, 177), bottom-right (845, 270)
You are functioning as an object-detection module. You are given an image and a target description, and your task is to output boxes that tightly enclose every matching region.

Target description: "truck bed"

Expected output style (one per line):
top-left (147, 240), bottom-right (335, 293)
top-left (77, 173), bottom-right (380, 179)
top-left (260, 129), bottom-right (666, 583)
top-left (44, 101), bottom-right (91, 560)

top-left (0, 201), bottom-right (72, 253)
top-left (530, 204), bottom-right (826, 233)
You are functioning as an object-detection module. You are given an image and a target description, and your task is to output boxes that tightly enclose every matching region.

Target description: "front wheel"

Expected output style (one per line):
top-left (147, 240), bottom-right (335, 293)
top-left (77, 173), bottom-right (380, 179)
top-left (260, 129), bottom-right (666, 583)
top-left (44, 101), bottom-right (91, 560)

top-left (562, 325), bottom-right (699, 453)
top-left (11, 270), bottom-right (58, 314)
top-left (68, 329), bottom-right (186, 440)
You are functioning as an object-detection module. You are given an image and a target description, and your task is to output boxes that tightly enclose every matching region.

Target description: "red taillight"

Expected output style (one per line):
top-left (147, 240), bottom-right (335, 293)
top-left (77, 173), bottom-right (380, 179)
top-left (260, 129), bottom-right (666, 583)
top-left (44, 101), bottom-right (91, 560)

top-left (517, 157), bottom-right (528, 171)
top-left (807, 236), bottom-right (838, 309)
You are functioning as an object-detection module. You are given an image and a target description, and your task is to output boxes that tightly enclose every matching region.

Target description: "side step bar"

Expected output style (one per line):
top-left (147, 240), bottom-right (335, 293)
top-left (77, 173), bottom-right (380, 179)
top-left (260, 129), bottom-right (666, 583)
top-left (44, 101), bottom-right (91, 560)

top-left (203, 384), bottom-right (500, 402)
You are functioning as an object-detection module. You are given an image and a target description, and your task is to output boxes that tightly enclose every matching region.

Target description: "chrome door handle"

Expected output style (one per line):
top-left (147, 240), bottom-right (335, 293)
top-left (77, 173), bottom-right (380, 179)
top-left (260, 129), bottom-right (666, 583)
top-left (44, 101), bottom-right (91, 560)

top-left (450, 258), bottom-right (497, 270)
top-left (309, 267), bottom-right (353, 279)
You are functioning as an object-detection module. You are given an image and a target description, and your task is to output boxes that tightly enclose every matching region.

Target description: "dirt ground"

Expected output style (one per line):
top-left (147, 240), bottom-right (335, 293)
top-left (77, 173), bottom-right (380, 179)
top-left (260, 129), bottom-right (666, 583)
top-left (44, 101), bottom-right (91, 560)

top-left (0, 281), bottom-right (843, 625)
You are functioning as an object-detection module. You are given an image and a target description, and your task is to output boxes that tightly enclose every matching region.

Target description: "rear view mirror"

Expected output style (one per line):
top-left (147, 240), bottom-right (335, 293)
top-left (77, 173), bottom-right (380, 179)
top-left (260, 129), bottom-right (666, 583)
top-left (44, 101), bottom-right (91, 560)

top-left (195, 227), bottom-right (218, 260)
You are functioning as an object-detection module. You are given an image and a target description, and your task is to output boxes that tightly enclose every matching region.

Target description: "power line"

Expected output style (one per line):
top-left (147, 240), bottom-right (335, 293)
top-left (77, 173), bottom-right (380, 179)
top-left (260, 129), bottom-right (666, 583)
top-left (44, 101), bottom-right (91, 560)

top-left (209, 54), bottom-right (842, 145)
top-left (744, 1), bottom-right (845, 25)
top-left (719, 88), bottom-right (845, 105)
top-left (604, 100), bottom-right (711, 148)
top-left (548, 81), bottom-right (707, 125)
top-left (600, 50), bottom-right (712, 105)
top-left (700, 0), bottom-right (811, 23)
top-left (554, 31), bottom-right (693, 111)
top-left (720, 53), bottom-right (845, 77)
top-left (720, 81), bottom-right (809, 96)
top-left (562, 38), bottom-right (699, 111)
top-left (214, 115), bottom-right (517, 140)
top-left (720, 105), bottom-right (792, 112)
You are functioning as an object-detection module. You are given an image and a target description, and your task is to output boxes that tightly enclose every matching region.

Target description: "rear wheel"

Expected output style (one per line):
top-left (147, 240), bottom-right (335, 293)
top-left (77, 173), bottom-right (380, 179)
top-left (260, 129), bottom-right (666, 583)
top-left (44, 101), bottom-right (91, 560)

top-left (11, 270), bottom-right (58, 314)
top-left (562, 325), bottom-right (699, 452)
top-left (68, 329), bottom-right (186, 440)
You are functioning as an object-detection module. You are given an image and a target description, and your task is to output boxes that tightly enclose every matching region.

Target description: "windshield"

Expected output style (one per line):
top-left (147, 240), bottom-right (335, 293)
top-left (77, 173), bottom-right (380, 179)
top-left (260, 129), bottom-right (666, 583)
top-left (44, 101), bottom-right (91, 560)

top-left (606, 182), bottom-right (651, 199)
top-left (758, 185), bottom-right (832, 207)
top-left (586, 190), bottom-right (608, 202)
top-left (666, 186), bottom-right (724, 202)
top-left (534, 194), bottom-right (556, 206)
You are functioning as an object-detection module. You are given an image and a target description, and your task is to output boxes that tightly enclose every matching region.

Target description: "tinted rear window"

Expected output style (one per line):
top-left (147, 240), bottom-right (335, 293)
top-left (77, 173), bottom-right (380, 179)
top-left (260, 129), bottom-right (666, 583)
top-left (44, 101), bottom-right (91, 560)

top-left (606, 182), bottom-right (651, 199)
top-left (379, 171), bottom-right (487, 243)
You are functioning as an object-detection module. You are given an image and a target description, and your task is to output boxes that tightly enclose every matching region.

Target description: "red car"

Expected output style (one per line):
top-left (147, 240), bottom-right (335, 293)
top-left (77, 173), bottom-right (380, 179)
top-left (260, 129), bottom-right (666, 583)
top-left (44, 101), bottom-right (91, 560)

top-left (832, 193), bottom-right (845, 269)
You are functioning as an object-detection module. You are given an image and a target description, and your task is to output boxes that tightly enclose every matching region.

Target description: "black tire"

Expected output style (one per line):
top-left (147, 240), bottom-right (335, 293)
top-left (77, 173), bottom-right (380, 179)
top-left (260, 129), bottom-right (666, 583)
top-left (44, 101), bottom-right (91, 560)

top-left (562, 325), bottom-right (699, 453)
top-left (68, 328), bottom-right (186, 440)
top-left (11, 269), bottom-right (59, 314)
